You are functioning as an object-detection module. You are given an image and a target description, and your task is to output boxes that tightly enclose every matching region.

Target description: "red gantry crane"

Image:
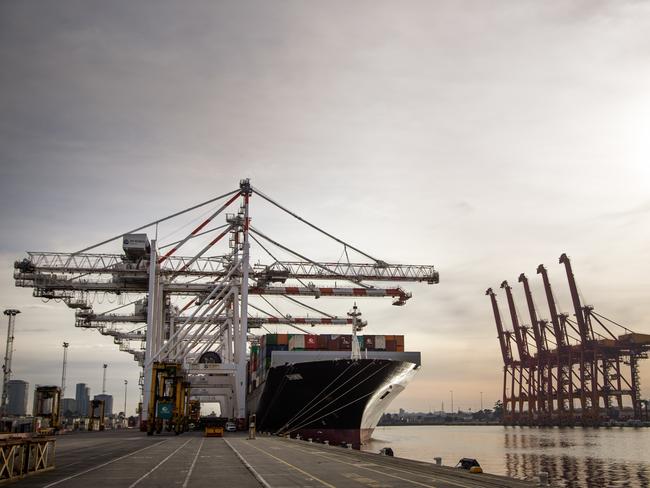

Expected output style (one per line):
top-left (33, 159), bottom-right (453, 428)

top-left (488, 254), bottom-right (650, 426)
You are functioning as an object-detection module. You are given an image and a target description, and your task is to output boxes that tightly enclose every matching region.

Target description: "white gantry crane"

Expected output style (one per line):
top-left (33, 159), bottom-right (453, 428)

top-left (14, 179), bottom-right (438, 424)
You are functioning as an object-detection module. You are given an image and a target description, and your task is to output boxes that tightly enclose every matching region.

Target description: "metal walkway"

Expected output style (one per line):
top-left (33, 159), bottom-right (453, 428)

top-left (13, 431), bottom-right (535, 487)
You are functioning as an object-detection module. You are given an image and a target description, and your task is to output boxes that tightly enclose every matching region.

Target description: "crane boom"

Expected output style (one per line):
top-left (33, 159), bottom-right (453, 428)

top-left (500, 281), bottom-right (529, 360)
top-left (518, 273), bottom-right (545, 353)
top-left (536, 264), bottom-right (565, 347)
top-left (486, 288), bottom-right (513, 364)
top-left (559, 253), bottom-right (591, 344)
top-left (258, 261), bottom-right (439, 284)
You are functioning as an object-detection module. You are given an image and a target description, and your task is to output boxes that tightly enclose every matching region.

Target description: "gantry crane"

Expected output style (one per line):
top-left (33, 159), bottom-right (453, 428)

top-left (488, 254), bottom-right (650, 426)
top-left (14, 178), bottom-right (438, 429)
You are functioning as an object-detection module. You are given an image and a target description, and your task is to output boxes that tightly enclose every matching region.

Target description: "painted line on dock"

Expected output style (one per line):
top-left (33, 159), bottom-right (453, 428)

top-left (277, 441), bottom-right (502, 488)
top-left (239, 439), bottom-right (337, 488)
top-left (182, 438), bottom-right (204, 488)
top-left (275, 440), bottom-right (473, 488)
top-left (42, 439), bottom-right (169, 488)
top-left (224, 438), bottom-right (272, 488)
top-left (128, 438), bottom-right (193, 487)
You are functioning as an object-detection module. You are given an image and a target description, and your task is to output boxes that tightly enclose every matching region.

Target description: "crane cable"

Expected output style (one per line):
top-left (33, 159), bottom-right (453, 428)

top-left (249, 226), bottom-right (372, 289)
top-left (282, 362), bottom-right (392, 435)
top-left (252, 186), bottom-right (384, 265)
top-left (277, 361), bottom-right (358, 433)
top-left (281, 295), bottom-right (336, 319)
top-left (279, 361), bottom-right (378, 434)
top-left (159, 223), bottom-right (230, 250)
top-left (72, 189), bottom-right (240, 255)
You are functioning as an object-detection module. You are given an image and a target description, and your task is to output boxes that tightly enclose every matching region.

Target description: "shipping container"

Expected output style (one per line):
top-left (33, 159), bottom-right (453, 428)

top-left (305, 335), bottom-right (318, 349)
top-left (277, 333), bottom-right (289, 345)
top-left (386, 340), bottom-right (397, 351)
top-left (317, 335), bottom-right (329, 350)
top-left (339, 335), bottom-right (352, 350)
top-left (396, 335), bottom-right (404, 347)
top-left (266, 334), bottom-right (278, 345)
top-left (363, 335), bottom-right (375, 350)
top-left (289, 334), bottom-right (305, 350)
top-left (396, 344), bottom-right (404, 352)
top-left (375, 335), bottom-right (386, 350)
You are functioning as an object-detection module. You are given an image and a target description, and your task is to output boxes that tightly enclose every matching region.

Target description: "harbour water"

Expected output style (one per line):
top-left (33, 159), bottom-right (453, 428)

top-left (364, 425), bottom-right (650, 487)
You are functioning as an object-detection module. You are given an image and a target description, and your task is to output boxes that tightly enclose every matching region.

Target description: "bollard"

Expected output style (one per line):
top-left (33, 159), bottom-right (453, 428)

top-left (538, 471), bottom-right (549, 486)
top-left (347, 443), bottom-right (352, 449)
top-left (308, 438), bottom-right (312, 443)
top-left (434, 457), bottom-right (442, 466)
top-left (296, 434), bottom-right (301, 440)
top-left (324, 440), bottom-right (329, 445)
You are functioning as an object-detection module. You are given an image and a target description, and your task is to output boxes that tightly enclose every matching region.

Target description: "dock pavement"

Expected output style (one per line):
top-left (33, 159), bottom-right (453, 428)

top-left (11, 430), bottom-right (536, 487)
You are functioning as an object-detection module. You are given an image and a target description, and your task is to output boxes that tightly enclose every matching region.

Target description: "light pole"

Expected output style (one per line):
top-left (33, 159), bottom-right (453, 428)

top-left (102, 364), bottom-right (107, 394)
top-left (450, 390), bottom-right (454, 415)
top-left (480, 391), bottom-right (483, 411)
top-left (124, 380), bottom-right (128, 418)
top-left (2, 309), bottom-right (20, 416)
top-left (60, 342), bottom-right (69, 414)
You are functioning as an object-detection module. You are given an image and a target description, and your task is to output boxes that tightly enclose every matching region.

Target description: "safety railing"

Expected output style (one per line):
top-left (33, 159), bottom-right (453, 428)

top-left (0, 435), bottom-right (55, 482)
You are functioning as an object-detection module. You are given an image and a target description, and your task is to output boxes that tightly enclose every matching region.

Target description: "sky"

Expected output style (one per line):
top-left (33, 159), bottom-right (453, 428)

top-left (1, 0), bottom-right (650, 416)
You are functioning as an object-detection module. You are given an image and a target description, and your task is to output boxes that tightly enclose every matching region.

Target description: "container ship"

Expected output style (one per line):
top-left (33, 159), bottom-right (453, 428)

top-left (247, 333), bottom-right (420, 449)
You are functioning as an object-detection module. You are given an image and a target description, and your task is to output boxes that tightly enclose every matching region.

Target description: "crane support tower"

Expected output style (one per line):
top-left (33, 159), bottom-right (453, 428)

top-left (33, 386), bottom-right (61, 432)
top-left (147, 362), bottom-right (190, 435)
top-left (89, 399), bottom-right (105, 431)
top-left (488, 254), bottom-right (650, 426)
top-left (12, 178), bottom-right (439, 431)
top-left (2, 309), bottom-right (20, 416)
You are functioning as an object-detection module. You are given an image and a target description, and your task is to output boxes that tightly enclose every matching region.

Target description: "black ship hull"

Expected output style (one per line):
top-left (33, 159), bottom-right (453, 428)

top-left (247, 353), bottom-right (419, 448)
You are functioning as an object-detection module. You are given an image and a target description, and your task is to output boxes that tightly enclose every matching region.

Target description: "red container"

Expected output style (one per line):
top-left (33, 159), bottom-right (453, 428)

top-left (386, 340), bottom-right (397, 351)
top-left (396, 335), bottom-right (404, 347)
top-left (317, 335), bottom-right (329, 350)
top-left (305, 335), bottom-right (318, 349)
top-left (277, 333), bottom-right (289, 345)
top-left (396, 344), bottom-right (404, 352)
top-left (328, 335), bottom-right (340, 350)
top-left (363, 335), bottom-right (375, 350)
top-left (339, 335), bottom-right (352, 350)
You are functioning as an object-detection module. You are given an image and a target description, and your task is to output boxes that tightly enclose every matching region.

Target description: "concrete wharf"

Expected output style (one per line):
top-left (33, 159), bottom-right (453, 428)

top-left (12, 430), bottom-right (535, 487)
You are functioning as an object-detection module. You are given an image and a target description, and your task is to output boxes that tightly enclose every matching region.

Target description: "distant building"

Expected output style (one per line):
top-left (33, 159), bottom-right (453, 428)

top-left (94, 394), bottom-right (113, 416)
top-left (7, 380), bottom-right (29, 416)
top-left (61, 398), bottom-right (77, 416)
top-left (75, 383), bottom-right (89, 416)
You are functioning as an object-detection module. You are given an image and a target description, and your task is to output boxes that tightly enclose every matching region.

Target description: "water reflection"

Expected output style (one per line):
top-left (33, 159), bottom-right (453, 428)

top-left (365, 426), bottom-right (650, 488)
top-left (502, 429), bottom-right (647, 487)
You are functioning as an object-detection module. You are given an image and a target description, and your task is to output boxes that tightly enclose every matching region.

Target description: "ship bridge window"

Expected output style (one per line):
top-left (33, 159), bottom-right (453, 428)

top-left (286, 373), bottom-right (303, 381)
top-left (379, 390), bottom-right (391, 400)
